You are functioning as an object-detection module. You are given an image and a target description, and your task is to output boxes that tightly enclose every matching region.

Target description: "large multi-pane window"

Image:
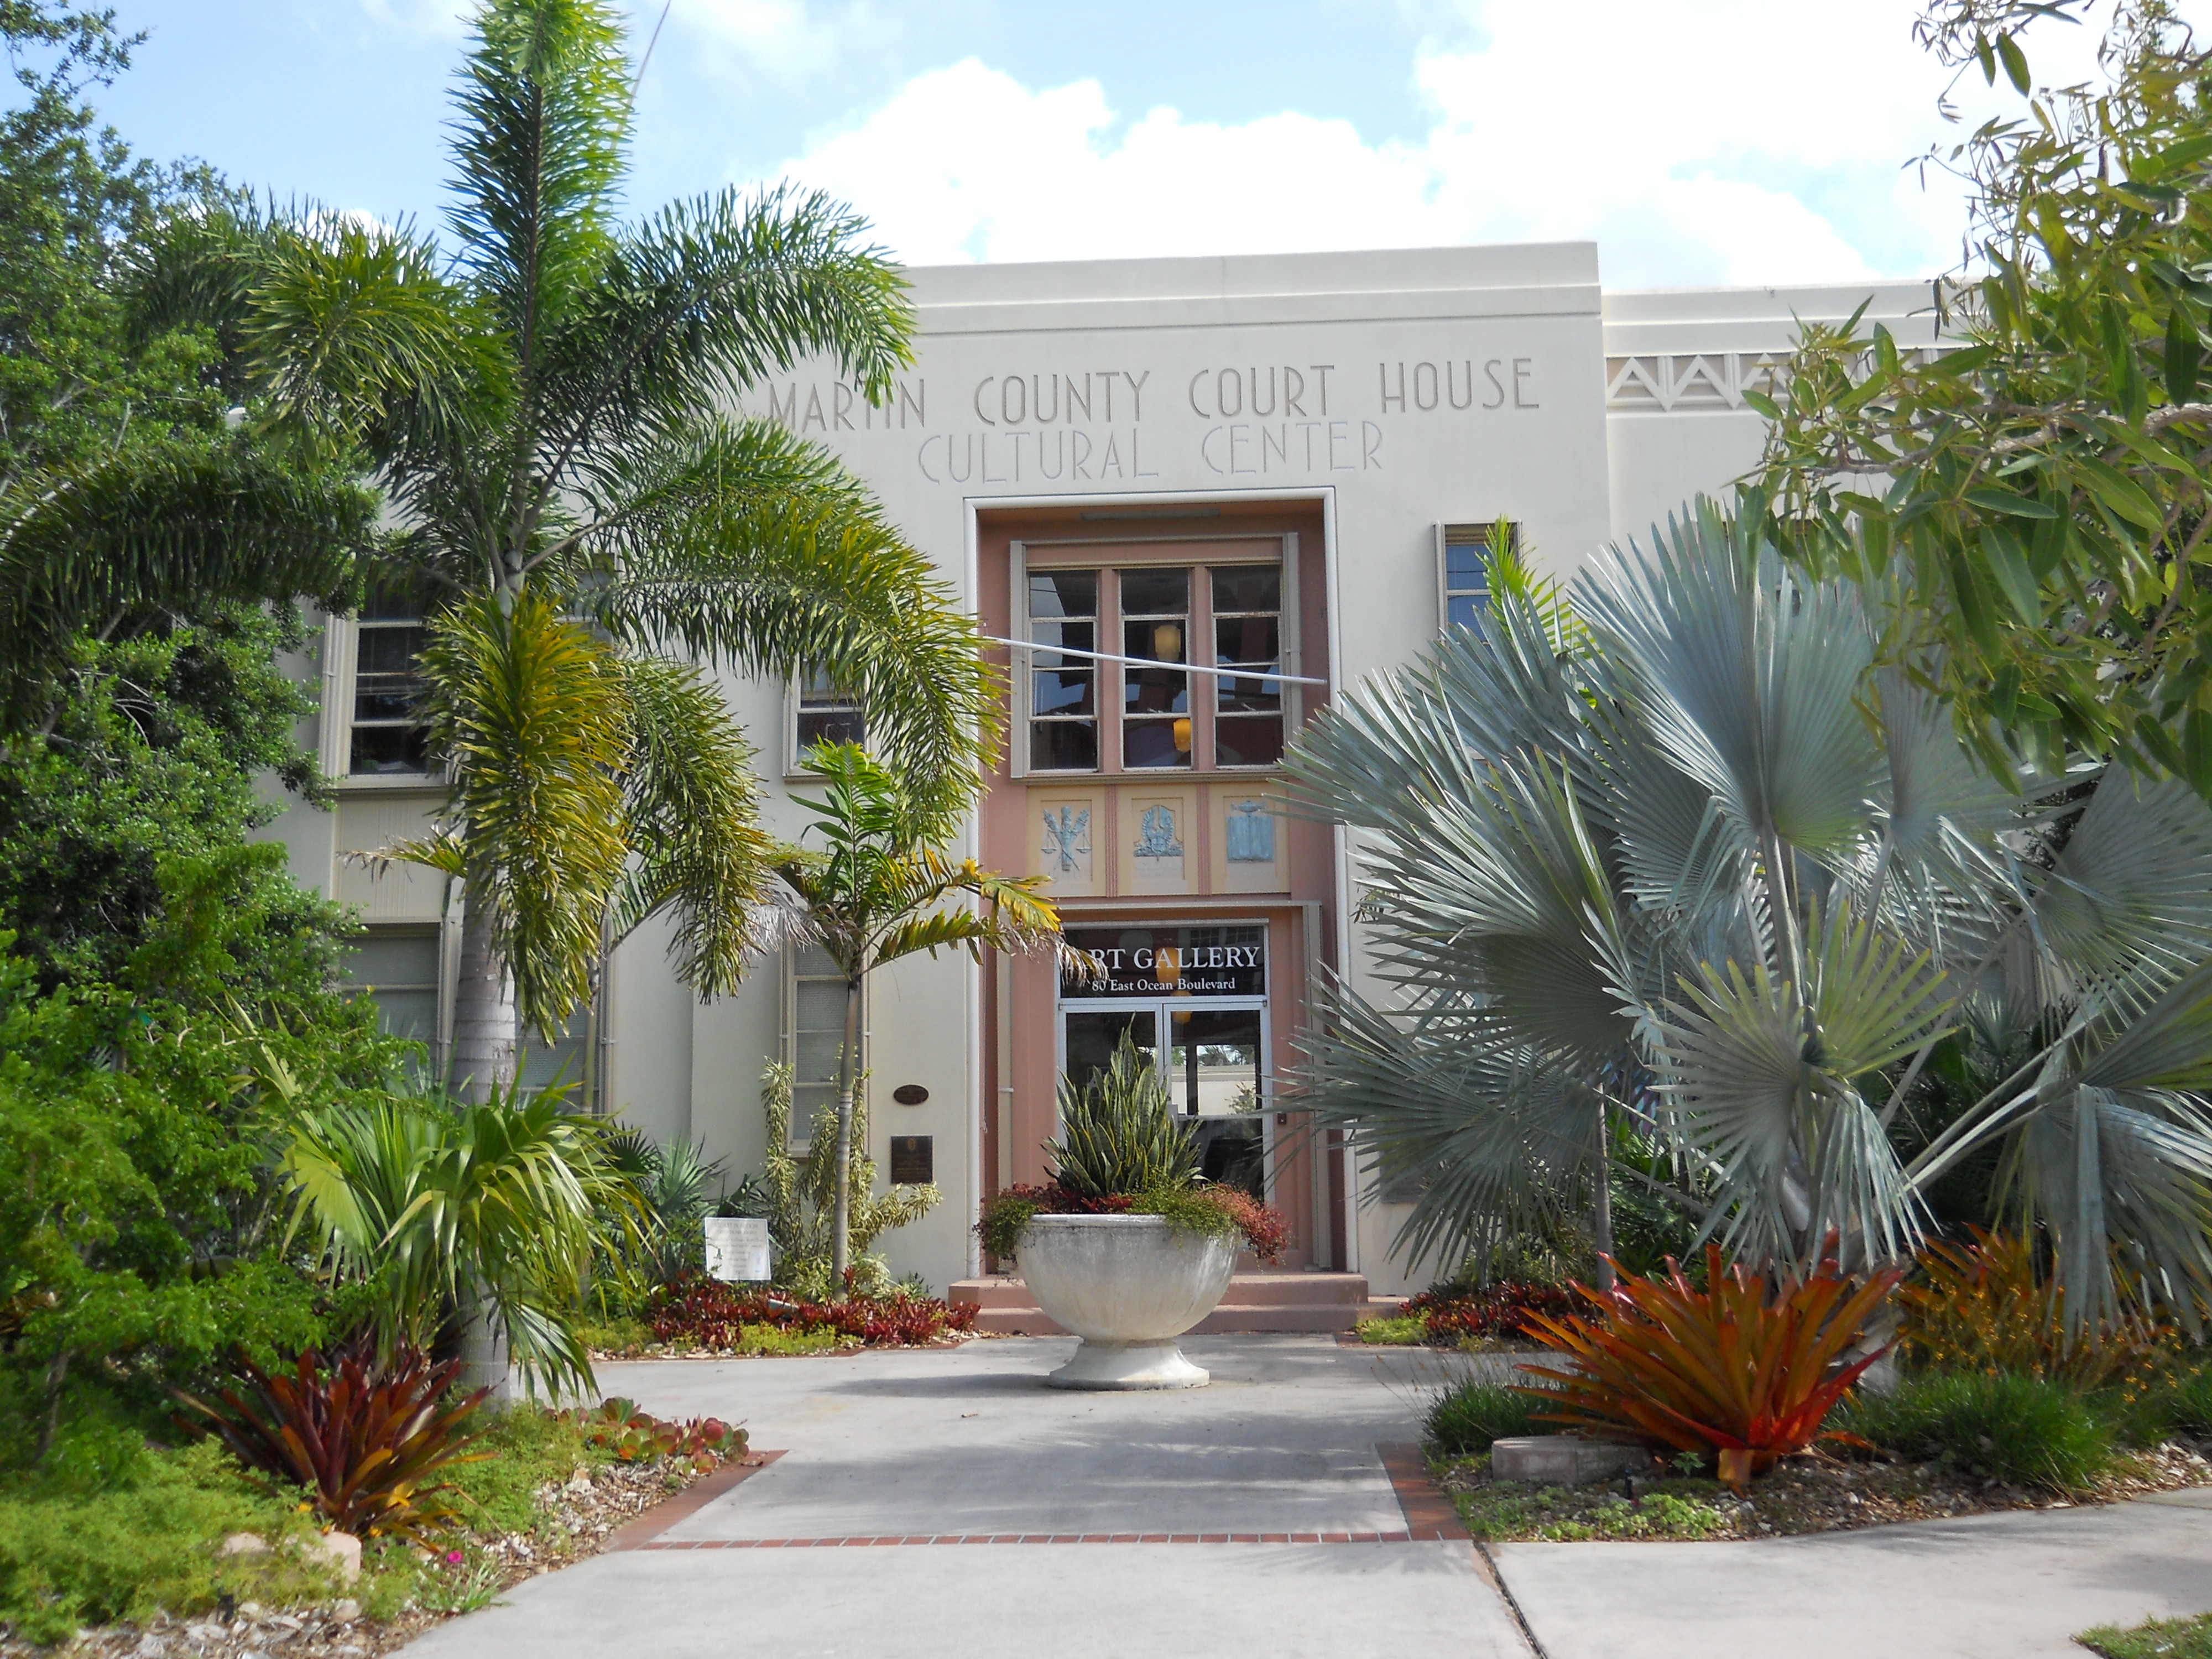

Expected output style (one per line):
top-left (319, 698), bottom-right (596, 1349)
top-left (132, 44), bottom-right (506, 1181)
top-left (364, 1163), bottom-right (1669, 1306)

top-left (350, 589), bottom-right (431, 775)
top-left (1028, 569), bottom-right (1099, 771)
top-left (1120, 567), bottom-right (1191, 769)
top-left (1025, 562), bottom-right (1283, 773)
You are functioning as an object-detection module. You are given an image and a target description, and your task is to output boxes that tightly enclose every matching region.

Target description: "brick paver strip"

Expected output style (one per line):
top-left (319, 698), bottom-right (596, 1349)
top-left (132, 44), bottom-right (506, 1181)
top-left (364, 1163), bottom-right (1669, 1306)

top-left (1375, 1440), bottom-right (1470, 1542)
top-left (604, 1449), bottom-right (788, 1552)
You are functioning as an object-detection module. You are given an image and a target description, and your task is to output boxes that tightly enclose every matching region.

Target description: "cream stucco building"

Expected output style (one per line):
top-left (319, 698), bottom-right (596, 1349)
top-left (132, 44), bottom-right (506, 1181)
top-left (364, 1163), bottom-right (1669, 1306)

top-left (259, 242), bottom-right (1943, 1302)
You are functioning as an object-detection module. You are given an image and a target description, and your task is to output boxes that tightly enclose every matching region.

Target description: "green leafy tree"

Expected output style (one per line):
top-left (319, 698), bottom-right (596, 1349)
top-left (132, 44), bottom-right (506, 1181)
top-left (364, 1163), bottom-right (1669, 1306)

top-left (0, 3), bottom-right (374, 728)
top-left (0, 851), bottom-right (404, 1471)
top-left (770, 742), bottom-right (1076, 1282)
top-left (140, 0), bottom-right (998, 1099)
top-left (1757, 0), bottom-right (2212, 792)
top-left (1287, 502), bottom-right (2212, 1335)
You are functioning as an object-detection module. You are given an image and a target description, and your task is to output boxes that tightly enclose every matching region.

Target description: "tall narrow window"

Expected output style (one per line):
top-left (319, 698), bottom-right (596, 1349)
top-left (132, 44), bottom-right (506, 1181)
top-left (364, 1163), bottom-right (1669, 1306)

top-left (795, 669), bottom-right (865, 756)
top-left (351, 589), bottom-right (431, 775)
top-left (342, 928), bottom-right (440, 1047)
top-left (788, 945), bottom-right (857, 1142)
top-left (1209, 564), bottom-right (1283, 768)
top-left (1441, 523), bottom-right (1506, 637)
top-left (1028, 569), bottom-right (1099, 771)
top-left (1120, 567), bottom-right (1190, 769)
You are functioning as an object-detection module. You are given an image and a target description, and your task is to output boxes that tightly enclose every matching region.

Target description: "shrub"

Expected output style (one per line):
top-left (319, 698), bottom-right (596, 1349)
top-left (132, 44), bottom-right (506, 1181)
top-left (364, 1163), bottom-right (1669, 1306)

top-left (1898, 1228), bottom-right (2163, 1390)
top-left (646, 1275), bottom-right (977, 1349)
top-left (1406, 1281), bottom-right (1578, 1346)
top-left (170, 1343), bottom-right (491, 1538)
top-left (1427, 1378), bottom-right (1552, 1454)
top-left (975, 1181), bottom-right (1289, 1262)
top-left (2162, 1362), bottom-right (2212, 1434)
top-left (1044, 1037), bottom-right (1198, 1198)
top-left (1517, 1244), bottom-right (1901, 1491)
top-left (1836, 1370), bottom-right (2113, 1491)
top-left (754, 1064), bottom-right (939, 1302)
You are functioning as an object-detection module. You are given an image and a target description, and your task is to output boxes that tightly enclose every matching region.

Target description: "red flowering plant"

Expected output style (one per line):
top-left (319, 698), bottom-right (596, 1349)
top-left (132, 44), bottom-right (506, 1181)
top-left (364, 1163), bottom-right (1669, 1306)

top-left (974, 1038), bottom-right (1291, 1263)
top-left (1401, 1281), bottom-right (1578, 1347)
top-left (1512, 1243), bottom-right (1902, 1493)
top-left (646, 1274), bottom-right (978, 1349)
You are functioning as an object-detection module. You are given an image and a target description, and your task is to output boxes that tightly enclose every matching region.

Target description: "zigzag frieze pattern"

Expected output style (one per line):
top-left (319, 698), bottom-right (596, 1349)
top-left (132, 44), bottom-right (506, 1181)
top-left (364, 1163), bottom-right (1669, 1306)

top-left (1605, 346), bottom-right (1954, 414)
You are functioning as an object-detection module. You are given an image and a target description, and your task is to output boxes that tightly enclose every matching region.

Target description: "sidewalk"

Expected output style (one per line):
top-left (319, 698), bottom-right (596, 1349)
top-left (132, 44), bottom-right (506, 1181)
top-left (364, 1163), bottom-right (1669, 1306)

top-left (393, 1337), bottom-right (2212, 1659)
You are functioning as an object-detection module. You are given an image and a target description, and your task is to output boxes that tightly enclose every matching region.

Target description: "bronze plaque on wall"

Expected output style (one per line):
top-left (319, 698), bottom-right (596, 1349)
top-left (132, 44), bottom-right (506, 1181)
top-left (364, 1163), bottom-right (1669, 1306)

top-left (889, 1135), bottom-right (933, 1186)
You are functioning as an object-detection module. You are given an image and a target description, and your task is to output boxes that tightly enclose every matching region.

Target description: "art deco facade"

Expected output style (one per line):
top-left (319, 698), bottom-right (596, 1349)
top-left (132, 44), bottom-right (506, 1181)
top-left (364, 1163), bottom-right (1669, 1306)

top-left (260, 243), bottom-right (1944, 1296)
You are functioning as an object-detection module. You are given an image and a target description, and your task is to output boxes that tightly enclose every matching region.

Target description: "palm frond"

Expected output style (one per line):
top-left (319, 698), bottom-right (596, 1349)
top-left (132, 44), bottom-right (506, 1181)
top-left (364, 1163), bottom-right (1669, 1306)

top-left (608, 653), bottom-right (773, 998)
top-left (446, 0), bottom-right (629, 351)
top-left (1577, 499), bottom-right (1882, 863)
top-left (0, 441), bottom-right (374, 722)
top-left (593, 439), bottom-right (995, 825)
top-left (418, 589), bottom-right (629, 1039)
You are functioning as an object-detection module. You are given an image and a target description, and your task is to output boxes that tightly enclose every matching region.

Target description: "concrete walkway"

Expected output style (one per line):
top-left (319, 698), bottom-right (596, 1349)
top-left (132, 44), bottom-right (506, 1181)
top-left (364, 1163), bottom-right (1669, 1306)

top-left (394, 1336), bottom-right (2212, 1659)
top-left (1500, 1486), bottom-right (2212, 1659)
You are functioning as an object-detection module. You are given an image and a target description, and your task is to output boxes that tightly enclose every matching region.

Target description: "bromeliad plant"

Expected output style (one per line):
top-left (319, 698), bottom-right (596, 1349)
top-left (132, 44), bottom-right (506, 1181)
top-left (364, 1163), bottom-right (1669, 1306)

top-left (977, 1035), bottom-right (1290, 1262)
top-left (556, 1398), bottom-right (747, 1473)
top-left (1898, 1228), bottom-right (2168, 1391)
top-left (1514, 1244), bottom-right (1902, 1493)
top-left (171, 1343), bottom-right (492, 1539)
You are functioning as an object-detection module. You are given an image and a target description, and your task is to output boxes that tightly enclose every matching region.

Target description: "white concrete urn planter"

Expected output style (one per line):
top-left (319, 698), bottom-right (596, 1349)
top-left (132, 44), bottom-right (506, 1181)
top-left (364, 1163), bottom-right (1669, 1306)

top-left (1015, 1213), bottom-right (1238, 1390)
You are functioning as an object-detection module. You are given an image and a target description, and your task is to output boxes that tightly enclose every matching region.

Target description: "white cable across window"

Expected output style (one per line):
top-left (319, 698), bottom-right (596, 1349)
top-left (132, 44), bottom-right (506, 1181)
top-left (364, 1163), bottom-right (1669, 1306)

top-left (981, 634), bottom-right (1328, 687)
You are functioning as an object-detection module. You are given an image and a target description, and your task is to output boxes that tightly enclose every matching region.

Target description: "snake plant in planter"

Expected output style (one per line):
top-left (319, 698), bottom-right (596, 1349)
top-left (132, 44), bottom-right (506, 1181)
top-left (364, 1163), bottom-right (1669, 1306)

top-left (978, 1038), bottom-right (1289, 1390)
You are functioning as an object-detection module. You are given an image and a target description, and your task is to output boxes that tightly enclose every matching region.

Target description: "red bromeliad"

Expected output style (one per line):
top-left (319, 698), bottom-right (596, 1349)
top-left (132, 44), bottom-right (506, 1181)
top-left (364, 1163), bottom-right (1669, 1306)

top-left (1512, 1243), bottom-right (1902, 1493)
top-left (171, 1342), bottom-right (492, 1538)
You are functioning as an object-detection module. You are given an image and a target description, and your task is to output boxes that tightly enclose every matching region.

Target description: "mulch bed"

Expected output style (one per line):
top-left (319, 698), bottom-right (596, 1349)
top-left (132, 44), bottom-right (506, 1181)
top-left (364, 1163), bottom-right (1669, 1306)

top-left (0, 1454), bottom-right (755, 1659)
top-left (1437, 1435), bottom-right (2212, 1542)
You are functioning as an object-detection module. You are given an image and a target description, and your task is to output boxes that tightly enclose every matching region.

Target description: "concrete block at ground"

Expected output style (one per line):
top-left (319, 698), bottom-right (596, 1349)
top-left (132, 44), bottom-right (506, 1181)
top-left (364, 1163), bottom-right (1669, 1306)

top-left (1490, 1435), bottom-right (1650, 1485)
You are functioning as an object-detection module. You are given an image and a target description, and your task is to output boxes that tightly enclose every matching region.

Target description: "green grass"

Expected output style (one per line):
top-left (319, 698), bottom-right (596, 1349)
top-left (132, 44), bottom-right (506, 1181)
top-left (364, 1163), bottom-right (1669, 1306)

top-left (1835, 1370), bottom-right (2112, 1491)
top-left (578, 1314), bottom-right (651, 1354)
top-left (1357, 1315), bottom-right (1426, 1346)
top-left (1425, 1378), bottom-right (1550, 1455)
top-left (2076, 1613), bottom-right (2212, 1658)
top-left (1448, 1475), bottom-right (1735, 1541)
top-left (0, 1401), bottom-right (661, 1642)
top-left (0, 1441), bottom-right (347, 1644)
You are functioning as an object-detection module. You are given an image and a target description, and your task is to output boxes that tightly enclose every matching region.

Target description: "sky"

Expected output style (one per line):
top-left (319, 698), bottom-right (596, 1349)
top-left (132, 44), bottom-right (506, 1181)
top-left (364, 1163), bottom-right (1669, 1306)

top-left (55, 0), bottom-right (2204, 289)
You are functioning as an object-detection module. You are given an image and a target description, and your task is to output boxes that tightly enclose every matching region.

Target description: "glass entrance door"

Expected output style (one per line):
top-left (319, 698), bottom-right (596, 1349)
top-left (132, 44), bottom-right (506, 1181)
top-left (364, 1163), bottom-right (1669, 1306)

top-left (1057, 997), bottom-right (1269, 1206)
top-left (1168, 1006), bottom-right (1265, 1201)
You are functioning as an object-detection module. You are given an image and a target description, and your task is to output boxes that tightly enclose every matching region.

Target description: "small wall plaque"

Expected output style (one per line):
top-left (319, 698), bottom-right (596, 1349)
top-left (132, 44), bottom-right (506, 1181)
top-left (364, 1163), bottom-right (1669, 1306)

top-left (889, 1135), bottom-right (934, 1185)
top-left (891, 1083), bottom-right (930, 1106)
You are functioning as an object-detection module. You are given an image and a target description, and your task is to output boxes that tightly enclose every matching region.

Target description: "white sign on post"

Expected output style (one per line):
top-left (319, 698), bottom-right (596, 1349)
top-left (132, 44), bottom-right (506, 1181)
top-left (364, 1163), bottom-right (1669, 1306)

top-left (703, 1217), bottom-right (771, 1282)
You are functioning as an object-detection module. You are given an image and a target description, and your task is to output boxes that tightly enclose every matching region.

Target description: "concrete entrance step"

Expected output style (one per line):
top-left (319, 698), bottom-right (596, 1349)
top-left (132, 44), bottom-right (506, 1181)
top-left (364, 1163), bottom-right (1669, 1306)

top-left (950, 1270), bottom-right (1376, 1335)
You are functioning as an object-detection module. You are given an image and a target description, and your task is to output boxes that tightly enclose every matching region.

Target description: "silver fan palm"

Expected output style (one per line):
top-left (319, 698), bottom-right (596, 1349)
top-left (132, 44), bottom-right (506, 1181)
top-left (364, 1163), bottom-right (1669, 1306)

top-left (1287, 499), bottom-right (2212, 1332)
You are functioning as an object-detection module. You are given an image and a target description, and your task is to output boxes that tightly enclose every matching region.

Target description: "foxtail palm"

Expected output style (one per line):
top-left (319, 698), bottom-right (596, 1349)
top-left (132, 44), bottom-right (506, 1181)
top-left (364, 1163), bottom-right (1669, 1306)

top-left (772, 742), bottom-right (1078, 1281)
top-left (138, 0), bottom-right (996, 1094)
top-left (1287, 499), bottom-right (2212, 1334)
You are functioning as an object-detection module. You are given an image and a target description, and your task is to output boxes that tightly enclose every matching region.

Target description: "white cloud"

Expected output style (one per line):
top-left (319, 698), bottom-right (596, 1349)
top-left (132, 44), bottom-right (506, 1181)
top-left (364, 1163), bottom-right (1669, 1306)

top-left (353, 0), bottom-right (468, 38)
top-left (759, 0), bottom-right (2146, 284)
